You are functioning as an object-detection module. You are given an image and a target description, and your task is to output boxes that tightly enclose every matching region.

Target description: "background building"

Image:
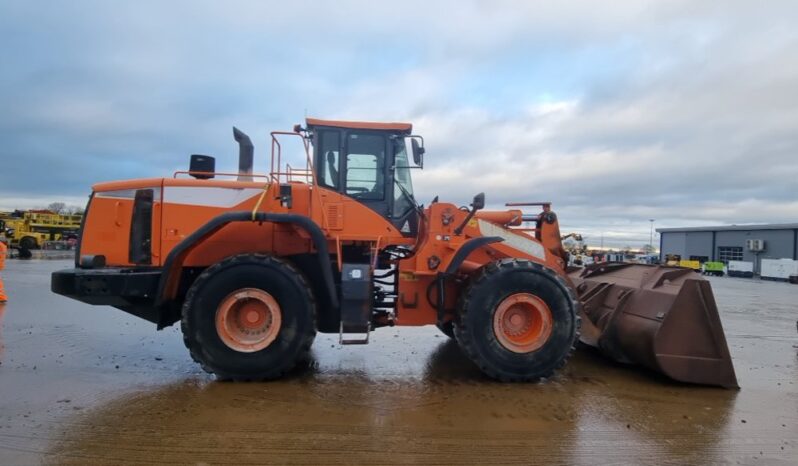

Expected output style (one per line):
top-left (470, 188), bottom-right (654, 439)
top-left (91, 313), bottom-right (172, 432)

top-left (657, 224), bottom-right (798, 272)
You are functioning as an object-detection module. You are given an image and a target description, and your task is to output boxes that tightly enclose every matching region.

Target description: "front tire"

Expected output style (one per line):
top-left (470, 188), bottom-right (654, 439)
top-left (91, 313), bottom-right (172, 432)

top-left (454, 259), bottom-right (579, 382)
top-left (181, 254), bottom-right (316, 380)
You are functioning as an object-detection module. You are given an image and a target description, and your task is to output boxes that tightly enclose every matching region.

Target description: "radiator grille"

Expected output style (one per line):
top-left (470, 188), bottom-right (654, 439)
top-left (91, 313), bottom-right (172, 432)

top-left (326, 203), bottom-right (343, 230)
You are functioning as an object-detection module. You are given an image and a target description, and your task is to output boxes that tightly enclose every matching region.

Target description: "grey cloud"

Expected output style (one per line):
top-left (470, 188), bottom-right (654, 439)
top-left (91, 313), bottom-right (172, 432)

top-left (1, 0), bottom-right (796, 247)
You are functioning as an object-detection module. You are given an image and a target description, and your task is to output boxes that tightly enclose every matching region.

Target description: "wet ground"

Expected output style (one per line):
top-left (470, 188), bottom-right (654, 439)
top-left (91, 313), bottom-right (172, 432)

top-left (0, 260), bottom-right (795, 465)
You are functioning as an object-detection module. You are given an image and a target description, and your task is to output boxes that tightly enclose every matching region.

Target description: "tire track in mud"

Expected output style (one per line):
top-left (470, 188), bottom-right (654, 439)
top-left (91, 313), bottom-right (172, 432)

top-left (40, 424), bottom-right (796, 465)
top-left (37, 370), bottom-right (797, 466)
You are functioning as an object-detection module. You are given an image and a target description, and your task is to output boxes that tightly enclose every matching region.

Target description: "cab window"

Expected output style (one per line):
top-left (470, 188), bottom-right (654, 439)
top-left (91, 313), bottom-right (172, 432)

top-left (392, 138), bottom-right (415, 217)
top-left (317, 131), bottom-right (340, 189)
top-left (346, 133), bottom-right (385, 200)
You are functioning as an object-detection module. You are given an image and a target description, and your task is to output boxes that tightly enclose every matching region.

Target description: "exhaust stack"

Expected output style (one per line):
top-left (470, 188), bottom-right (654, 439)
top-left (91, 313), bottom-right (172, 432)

top-left (233, 127), bottom-right (254, 182)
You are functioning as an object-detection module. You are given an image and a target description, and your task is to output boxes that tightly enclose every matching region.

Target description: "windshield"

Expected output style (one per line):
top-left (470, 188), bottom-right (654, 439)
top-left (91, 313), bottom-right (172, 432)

top-left (392, 138), bottom-right (416, 218)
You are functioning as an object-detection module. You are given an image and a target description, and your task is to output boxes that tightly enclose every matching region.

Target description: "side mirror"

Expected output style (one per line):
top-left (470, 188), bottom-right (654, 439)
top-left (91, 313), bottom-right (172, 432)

top-left (471, 192), bottom-right (485, 210)
top-left (411, 138), bottom-right (425, 167)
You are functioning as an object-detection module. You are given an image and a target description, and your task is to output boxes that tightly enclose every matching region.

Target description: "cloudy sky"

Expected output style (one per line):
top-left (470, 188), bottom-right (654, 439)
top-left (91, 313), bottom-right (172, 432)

top-left (1, 1), bottom-right (796, 247)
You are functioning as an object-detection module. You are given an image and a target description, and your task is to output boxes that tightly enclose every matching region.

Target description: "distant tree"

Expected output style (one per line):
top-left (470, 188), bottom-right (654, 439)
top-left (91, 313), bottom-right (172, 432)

top-left (65, 205), bottom-right (84, 215)
top-left (47, 202), bottom-right (66, 214)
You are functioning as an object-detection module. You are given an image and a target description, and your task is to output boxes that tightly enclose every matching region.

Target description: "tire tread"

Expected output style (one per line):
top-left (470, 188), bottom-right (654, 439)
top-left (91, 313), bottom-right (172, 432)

top-left (180, 253), bottom-right (317, 381)
top-left (454, 258), bottom-right (581, 382)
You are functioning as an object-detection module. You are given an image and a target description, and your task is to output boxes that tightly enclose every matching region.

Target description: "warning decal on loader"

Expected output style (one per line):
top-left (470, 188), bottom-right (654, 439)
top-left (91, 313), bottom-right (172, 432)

top-left (477, 219), bottom-right (546, 260)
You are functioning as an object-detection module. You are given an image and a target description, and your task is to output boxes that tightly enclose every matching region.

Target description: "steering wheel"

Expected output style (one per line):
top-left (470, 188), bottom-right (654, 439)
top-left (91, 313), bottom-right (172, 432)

top-left (347, 187), bottom-right (370, 194)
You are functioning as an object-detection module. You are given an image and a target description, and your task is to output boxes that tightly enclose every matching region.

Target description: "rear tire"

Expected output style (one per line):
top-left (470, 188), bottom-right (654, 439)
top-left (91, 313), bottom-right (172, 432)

top-left (454, 259), bottom-right (579, 382)
top-left (20, 237), bottom-right (37, 250)
top-left (181, 254), bottom-right (316, 381)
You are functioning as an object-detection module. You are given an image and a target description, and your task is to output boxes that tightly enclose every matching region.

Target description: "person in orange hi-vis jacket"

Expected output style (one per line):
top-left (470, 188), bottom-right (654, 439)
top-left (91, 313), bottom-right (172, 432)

top-left (0, 237), bottom-right (7, 303)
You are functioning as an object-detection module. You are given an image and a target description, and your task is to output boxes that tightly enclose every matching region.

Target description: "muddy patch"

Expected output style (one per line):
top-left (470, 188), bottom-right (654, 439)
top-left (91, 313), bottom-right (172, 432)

top-left (0, 261), bottom-right (795, 464)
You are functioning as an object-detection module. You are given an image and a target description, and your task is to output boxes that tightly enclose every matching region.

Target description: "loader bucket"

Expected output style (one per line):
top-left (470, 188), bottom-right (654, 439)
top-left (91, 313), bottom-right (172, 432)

top-left (569, 263), bottom-right (738, 388)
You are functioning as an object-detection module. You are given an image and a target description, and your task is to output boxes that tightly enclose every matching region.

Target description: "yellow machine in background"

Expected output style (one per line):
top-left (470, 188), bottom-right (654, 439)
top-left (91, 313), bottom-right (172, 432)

top-left (0, 210), bottom-right (82, 249)
top-left (679, 259), bottom-right (701, 271)
top-left (664, 254), bottom-right (681, 266)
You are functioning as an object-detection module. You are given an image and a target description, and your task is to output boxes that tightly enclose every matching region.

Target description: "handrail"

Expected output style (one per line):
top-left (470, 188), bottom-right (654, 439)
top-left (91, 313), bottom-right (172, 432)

top-left (173, 171), bottom-right (270, 179)
top-left (267, 130), bottom-right (329, 229)
top-left (285, 163), bottom-right (313, 183)
top-left (270, 131), bottom-right (315, 185)
top-left (506, 201), bottom-right (552, 212)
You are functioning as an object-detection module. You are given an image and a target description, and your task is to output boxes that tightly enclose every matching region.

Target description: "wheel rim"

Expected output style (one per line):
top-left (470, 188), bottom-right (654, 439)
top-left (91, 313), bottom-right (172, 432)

top-left (215, 288), bottom-right (282, 352)
top-left (493, 293), bottom-right (553, 353)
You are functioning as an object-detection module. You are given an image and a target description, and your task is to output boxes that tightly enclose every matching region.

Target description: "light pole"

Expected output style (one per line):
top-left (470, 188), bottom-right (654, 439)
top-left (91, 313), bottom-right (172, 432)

top-left (649, 219), bottom-right (655, 255)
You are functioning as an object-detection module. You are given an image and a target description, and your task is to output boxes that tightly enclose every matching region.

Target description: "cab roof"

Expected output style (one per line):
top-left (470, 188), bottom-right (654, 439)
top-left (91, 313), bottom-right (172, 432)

top-left (305, 117), bottom-right (412, 134)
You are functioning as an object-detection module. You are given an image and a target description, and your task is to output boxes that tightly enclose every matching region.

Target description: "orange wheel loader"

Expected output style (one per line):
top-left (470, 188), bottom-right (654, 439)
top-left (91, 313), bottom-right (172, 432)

top-left (51, 118), bottom-right (737, 387)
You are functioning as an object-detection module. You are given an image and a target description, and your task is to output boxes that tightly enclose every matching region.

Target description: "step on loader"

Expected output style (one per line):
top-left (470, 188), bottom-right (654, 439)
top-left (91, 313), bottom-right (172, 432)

top-left (51, 118), bottom-right (737, 386)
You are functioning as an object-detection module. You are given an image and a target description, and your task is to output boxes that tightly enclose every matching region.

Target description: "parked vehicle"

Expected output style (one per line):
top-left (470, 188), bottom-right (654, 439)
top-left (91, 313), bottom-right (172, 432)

top-left (703, 261), bottom-right (725, 277)
top-left (728, 260), bottom-right (754, 278)
top-left (679, 259), bottom-right (701, 271)
top-left (761, 258), bottom-right (798, 282)
top-left (0, 210), bottom-right (81, 250)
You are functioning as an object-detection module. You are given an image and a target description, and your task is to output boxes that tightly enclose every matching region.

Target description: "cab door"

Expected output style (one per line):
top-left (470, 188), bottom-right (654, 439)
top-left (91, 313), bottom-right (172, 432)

top-left (313, 127), bottom-right (418, 236)
top-left (342, 131), bottom-right (391, 219)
